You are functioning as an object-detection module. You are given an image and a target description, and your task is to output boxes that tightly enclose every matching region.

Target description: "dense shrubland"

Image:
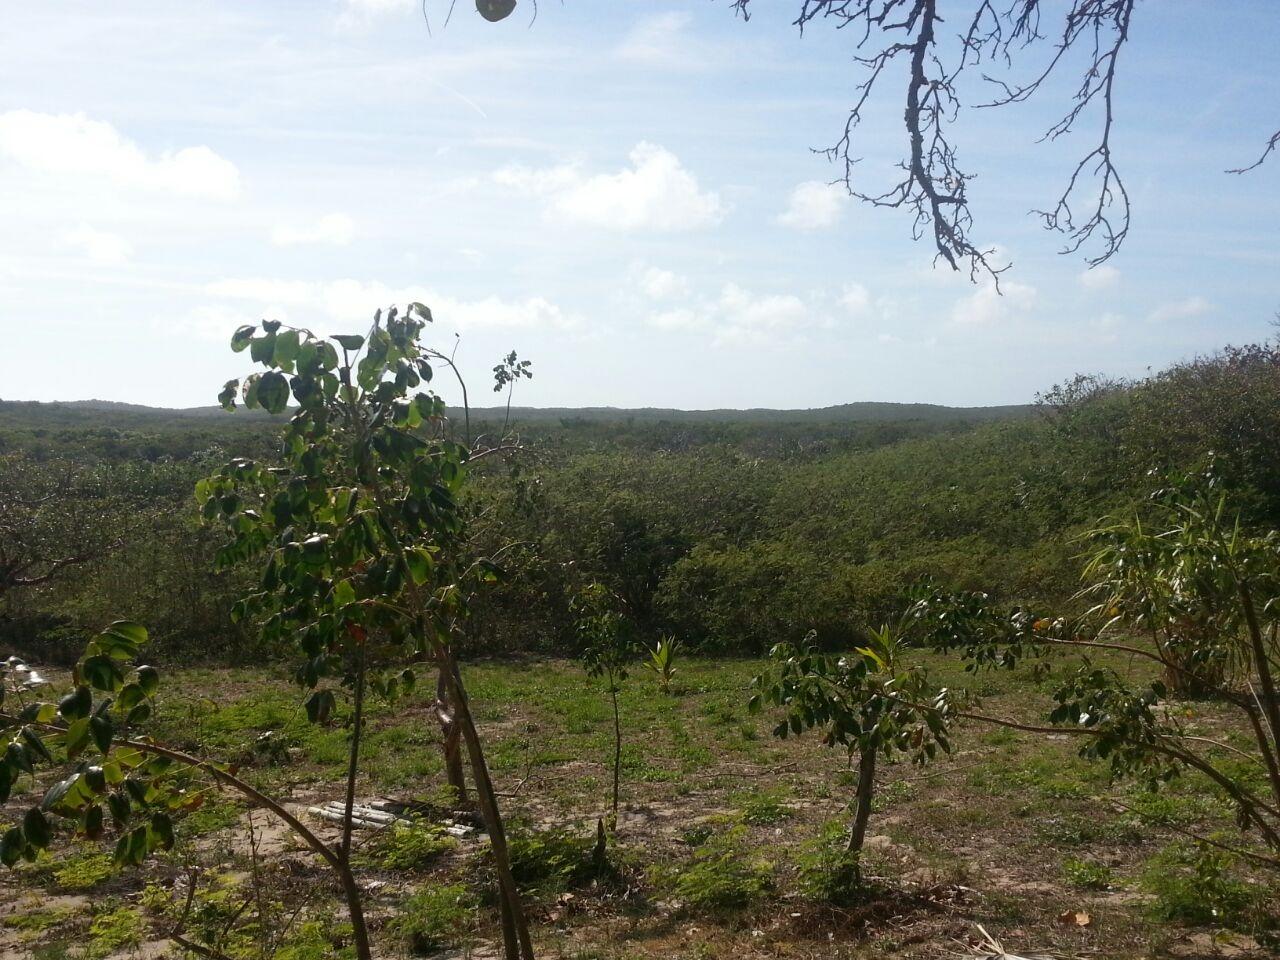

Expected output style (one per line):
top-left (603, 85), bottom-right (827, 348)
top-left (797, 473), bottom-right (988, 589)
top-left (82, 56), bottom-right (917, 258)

top-left (3, 341), bottom-right (1280, 662)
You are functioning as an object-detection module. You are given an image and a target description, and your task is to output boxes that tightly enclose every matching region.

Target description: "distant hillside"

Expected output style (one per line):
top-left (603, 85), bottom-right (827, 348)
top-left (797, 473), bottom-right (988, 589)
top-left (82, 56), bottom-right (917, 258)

top-left (1, 398), bottom-right (1034, 428)
top-left (468, 402), bottom-right (1034, 424)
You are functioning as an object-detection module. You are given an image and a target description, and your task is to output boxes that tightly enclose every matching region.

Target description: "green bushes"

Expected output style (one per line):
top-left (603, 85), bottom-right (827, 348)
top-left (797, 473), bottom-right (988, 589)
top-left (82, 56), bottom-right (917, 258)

top-left (658, 828), bottom-right (772, 910)
top-left (388, 885), bottom-right (477, 954)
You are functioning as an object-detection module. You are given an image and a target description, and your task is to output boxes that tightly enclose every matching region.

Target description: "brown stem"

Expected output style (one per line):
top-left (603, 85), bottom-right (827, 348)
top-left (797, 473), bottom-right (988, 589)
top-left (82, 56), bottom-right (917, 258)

top-left (609, 677), bottom-right (622, 827)
top-left (0, 714), bottom-right (375, 959)
top-left (1238, 580), bottom-right (1280, 804)
top-left (435, 663), bottom-right (468, 803)
top-left (846, 746), bottom-right (877, 866)
top-left (1243, 689), bottom-right (1280, 809)
top-left (337, 643), bottom-right (372, 960)
top-left (441, 651), bottom-right (535, 960)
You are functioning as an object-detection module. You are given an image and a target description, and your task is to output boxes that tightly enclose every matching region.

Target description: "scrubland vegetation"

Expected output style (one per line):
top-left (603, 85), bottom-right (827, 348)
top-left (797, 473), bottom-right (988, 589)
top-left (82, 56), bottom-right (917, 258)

top-left (1, 325), bottom-right (1279, 959)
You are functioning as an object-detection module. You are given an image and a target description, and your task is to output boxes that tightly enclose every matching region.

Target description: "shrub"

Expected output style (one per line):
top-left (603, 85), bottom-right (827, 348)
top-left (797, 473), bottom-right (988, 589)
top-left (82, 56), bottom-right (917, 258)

top-left (794, 823), bottom-right (865, 905)
top-left (507, 825), bottom-right (602, 893)
top-left (1143, 844), bottom-right (1275, 934)
top-left (1061, 857), bottom-right (1113, 890)
top-left (388, 885), bottom-right (476, 954)
top-left (361, 823), bottom-right (458, 872)
top-left (737, 792), bottom-right (791, 826)
top-left (664, 829), bottom-right (772, 911)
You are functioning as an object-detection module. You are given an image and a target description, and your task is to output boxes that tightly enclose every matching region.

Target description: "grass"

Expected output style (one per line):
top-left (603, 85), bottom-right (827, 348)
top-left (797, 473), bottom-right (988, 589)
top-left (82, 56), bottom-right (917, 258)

top-left (1, 649), bottom-right (1276, 959)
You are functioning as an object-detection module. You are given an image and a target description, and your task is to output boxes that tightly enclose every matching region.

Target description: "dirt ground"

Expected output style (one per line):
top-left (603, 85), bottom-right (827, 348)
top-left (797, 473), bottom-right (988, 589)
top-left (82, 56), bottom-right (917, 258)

top-left (1, 651), bottom-right (1276, 959)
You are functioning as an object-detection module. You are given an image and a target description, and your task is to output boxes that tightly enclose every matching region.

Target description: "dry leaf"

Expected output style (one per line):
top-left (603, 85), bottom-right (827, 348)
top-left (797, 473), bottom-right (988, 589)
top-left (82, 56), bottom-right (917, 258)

top-left (1057, 910), bottom-right (1091, 927)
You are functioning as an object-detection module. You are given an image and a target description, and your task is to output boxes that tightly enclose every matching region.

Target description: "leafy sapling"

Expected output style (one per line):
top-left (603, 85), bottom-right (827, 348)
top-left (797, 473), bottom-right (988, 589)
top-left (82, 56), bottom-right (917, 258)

top-left (750, 621), bottom-right (953, 885)
top-left (912, 479), bottom-right (1280, 861)
top-left (572, 583), bottom-right (638, 830)
top-left (0, 623), bottom-right (359, 958)
top-left (200, 305), bottom-right (535, 960)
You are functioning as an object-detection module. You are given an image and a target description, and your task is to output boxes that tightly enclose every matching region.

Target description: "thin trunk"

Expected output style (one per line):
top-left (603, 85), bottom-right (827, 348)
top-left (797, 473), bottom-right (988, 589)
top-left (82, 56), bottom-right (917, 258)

top-left (442, 651), bottom-right (535, 960)
top-left (1239, 581), bottom-right (1280, 803)
top-left (435, 664), bottom-right (468, 803)
top-left (846, 746), bottom-right (877, 868)
top-left (1243, 688), bottom-right (1280, 808)
top-left (338, 645), bottom-right (372, 960)
top-left (610, 679), bottom-right (622, 828)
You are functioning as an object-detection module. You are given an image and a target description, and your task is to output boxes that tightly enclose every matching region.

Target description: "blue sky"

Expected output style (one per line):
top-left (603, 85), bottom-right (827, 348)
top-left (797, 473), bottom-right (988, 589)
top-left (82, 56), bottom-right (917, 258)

top-left (1, 1), bottom-right (1277, 409)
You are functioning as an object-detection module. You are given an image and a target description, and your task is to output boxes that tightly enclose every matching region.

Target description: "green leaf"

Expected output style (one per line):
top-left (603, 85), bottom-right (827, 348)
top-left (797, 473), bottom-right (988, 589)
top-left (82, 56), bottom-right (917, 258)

top-left (304, 689), bottom-right (334, 724)
top-left (82, 804), bottom-right (105, 840)
top-left (136, 665), bottom-right (160, 698)
top-left (118, 683), bottom-right (146, 712)
top-left (274, 329), bottom-right (300, 368)
top-left (333, 580), bottom-right (356, 608)
top-left (98, 621), bottom-right (148, 659)
top-left (65, 717), bottom-right (91, 760)
top-left (22, 808), bottom-right (51, 849)
top-left (332, 334), bottom-right (365, 351)
top-left (41, 772), bottom-right (81, 812)
top-left (90, 715), bottom-right (114, 755)
top-left (5, 741), bottom-right (32, 775)
top-left (257, 371), bottom-right (290, 415)
top-left (0, 827), bottom-right (25, 867)
top-left (250, 333), bottom-right (276, 365)
top-left (218, 379), bottom-right (240, 410)
top-left (231, 325), bottom-right (255, 352)
top-left (20, 728), bottom-right (51, 763)
top-left (405, 547), bottom-right (433, 585)
top-left (82, 655), bottom-right (125, 693)
top-left (149, 812), bottom-right (174, 851)
top-left (107, 792), bottom-right (131, 825)
top-left (126, 703), bottom-right (152, 725)
top-left (58, 686), bottom-right (92, 722)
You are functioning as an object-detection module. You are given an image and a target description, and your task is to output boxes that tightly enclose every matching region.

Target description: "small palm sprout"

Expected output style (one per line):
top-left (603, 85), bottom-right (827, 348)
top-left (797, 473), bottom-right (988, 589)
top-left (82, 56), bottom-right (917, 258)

top-left (643, 635), bottom-right (679, 695)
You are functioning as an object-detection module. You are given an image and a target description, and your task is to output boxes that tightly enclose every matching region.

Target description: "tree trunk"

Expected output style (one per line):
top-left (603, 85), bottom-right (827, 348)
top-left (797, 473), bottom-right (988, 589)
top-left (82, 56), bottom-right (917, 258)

top-left (609, 680), bottom-right (622, 829)
top-left (1239, 582), bottom-right (1280, 807)
top-left (338, 647), bottom-right (373, 960)
top-left (434, 665), bottom-right (468, 804)
top-left (846, 746), bottom-right (877, 874)
top-left (441, 651), bottom-right (535, 960)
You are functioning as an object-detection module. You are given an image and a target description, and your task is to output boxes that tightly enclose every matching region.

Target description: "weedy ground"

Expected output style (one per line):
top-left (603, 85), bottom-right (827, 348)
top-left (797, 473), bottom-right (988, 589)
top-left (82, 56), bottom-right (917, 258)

top-left (1, 650), bottom-right (1276, 959)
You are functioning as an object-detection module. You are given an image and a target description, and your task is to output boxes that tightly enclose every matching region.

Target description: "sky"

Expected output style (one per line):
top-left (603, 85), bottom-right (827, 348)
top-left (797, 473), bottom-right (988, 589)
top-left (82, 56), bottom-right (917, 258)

top-left (1, 0), bottom-right (1278, 410)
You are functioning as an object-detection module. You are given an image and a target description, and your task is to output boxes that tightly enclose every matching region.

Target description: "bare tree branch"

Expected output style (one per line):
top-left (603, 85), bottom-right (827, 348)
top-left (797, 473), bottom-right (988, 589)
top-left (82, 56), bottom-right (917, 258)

top-left (731, 1), bottom-right (1142, 276)
top-left (1228, 128), bottom-right (1280, 174)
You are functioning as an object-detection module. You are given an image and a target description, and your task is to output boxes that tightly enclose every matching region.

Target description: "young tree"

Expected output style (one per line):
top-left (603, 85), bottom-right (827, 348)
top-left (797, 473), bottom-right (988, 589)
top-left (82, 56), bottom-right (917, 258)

top-left (572, 583), bottom-right (636, 829)
top-left (750, 621), bottom-right (954, 881)
top-left (198, 305), bottom-right (535, 960)
top-left (915, 482), bottom-right (1280, 862)
top-left (0, 623), bottom-right (366, 958)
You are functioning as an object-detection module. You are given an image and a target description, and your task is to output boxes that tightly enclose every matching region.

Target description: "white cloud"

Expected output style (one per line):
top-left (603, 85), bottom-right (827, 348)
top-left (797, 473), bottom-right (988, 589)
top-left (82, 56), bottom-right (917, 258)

top-left (495, 142), bottom-right (724, 232)
top-left (198, 277), bottom-right (576, 339)
top-left (0, 110), bottom-right (240, 200)
top-left (839, 282), bottom-right (872, 317)
top-left (271, 213), bottom-right (356, 247)
top-left (62, 224), bottom-right (133, 265)
top-left (616, 12), bottom-right (694, 66)
top-left (951, 278), bottom-right (1037, 326)
top-left (1148, 296), bottom-right (1213, 324)
top-left (634, 264), bottom-right (689, 301)
top-left (778, 180), bottom-right (848, 231)
top-left (1078, 264), bottom-right (1121, 291)
top-left (648, 307), bottom-right (702, 331)
top-left (646, 282), bottom-right (823, 344)
top-left (716, 283), bottom-right (809, 344)
top-left (336, 0), bottom-right (414, 28)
